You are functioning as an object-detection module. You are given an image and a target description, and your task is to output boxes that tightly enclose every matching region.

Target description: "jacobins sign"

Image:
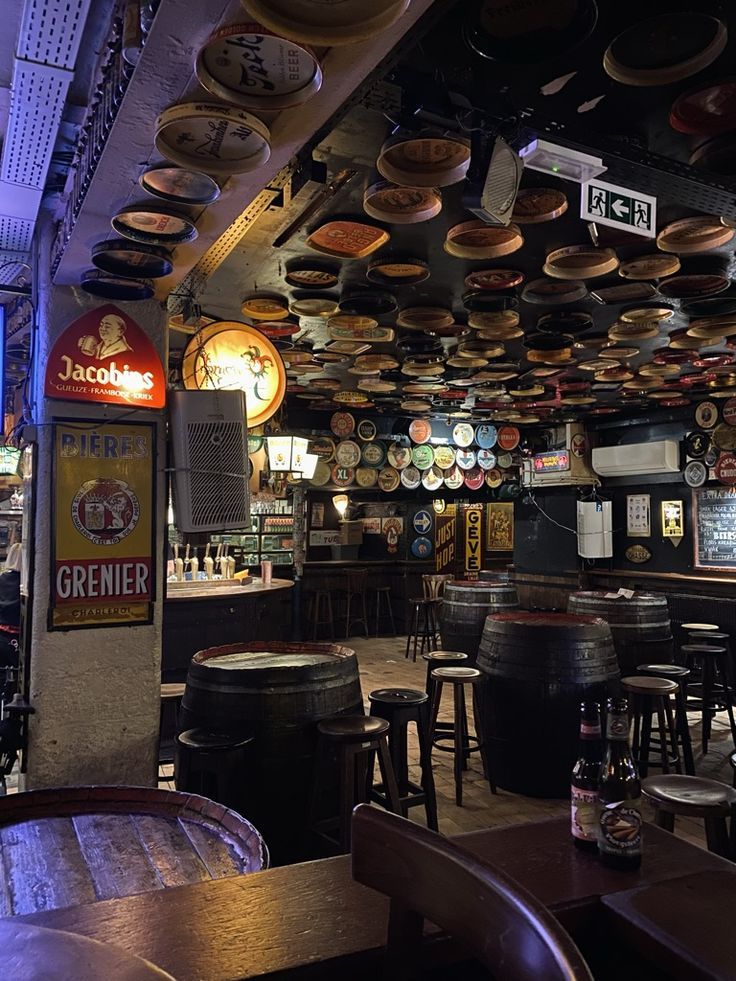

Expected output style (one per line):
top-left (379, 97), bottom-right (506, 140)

top-left (44, 305), bottom-right (166, 408)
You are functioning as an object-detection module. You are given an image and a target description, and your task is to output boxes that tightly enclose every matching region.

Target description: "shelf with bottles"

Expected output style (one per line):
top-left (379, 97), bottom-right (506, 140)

top-left (261, 533), bottom-right (294, 553)
top-left (261, 551), bottom-right (293, 565)
top-left (261, 514), bottom-right (294, 533)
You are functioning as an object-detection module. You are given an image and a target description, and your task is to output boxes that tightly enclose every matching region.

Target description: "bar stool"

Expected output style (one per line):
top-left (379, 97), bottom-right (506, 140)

top-left (429, 667), bottom-right (494, 806)
top-left (423, 650), bottom-right (468, 745)
top-left (159, 682), bottom-right (185, 779)
top-left (637, 663), bottom-right (695, 776)
top-left (643, 774), bottom-right (736, 859)
top-left (422, 574), bottom-right (453, 599)
top-left (307, 578), bottom-right (335, 640)
top-left (405, 597), bottom-right (440, 662)
top-left (344, 569), bottom-right (369, 638)
top-left (373, 583), bottom-right (396, 636)
top-left (174, 728), bottom-right (254, 811)
top-left (309, 715), bottom-right (401, 853)
top-left (690, 632), bottom-right (733, 699)
top-left (681, 644), bottom-right (736, 753)
top-left (621, 676), bottom-right (681, 778)
top-left (368, 688), bottom-right (438, 830)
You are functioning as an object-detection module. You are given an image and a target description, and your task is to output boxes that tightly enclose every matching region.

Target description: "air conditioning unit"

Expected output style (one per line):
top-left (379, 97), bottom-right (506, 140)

top-left (169, 389), bottom-right (250, 533)
top-left (592, 440), bottom-right (680, 478)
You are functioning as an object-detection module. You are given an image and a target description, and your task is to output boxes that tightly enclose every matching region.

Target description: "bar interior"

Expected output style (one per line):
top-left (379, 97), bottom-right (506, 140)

top-left (2, 0), bottom-right (736, 977)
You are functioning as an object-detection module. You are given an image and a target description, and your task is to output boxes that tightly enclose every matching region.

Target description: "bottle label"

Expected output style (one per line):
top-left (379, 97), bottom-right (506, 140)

top-left (571, 786), bottom-right (599, 842)
top-left (598, 799), bottom-right (642, 856)
top-left (579, 722), bottom-right (602, 740)
top-left (606, 713), bottom-right (630, 742)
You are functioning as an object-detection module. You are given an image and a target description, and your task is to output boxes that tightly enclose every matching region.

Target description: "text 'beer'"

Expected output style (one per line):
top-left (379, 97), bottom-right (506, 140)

top-left (598, 697), bottom-right (642, 870)
top-left (571, 701), bottom-right (603, 852)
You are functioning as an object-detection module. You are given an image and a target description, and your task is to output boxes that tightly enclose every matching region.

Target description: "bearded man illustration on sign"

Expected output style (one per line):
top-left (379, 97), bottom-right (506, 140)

top-left (78, 313), bottom-right (134, 360)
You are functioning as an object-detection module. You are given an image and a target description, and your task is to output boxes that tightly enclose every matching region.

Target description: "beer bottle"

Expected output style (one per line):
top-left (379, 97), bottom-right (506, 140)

top-left (597, 697), bottom-right (642, 870)
top-left (571, 701), bottom-right (603, 852)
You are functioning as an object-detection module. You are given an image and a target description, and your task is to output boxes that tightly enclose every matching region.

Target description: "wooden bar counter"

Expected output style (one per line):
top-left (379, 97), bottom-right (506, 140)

top-left (14, 818), bottom-right (734, 980)
top-left (162, 579), bottom-right (294, 682)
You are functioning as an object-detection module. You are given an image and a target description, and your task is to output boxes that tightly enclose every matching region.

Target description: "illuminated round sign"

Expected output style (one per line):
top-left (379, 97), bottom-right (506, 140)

top-left (181, 321), bottom-right (286, 428)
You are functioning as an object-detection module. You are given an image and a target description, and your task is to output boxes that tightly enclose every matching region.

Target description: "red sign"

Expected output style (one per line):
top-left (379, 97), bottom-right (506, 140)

top-left (571, 433), bottom-right (587, 457)
top-left (44, 304), bottom-right (166, 409)
top-left (533, 451), bottom-right (570, 472)
top-left (497, 425), bottom-right (520, 451)
top-left (723, 398), bottom-right (736, 426)
top-left (716, 453), bottom-right (736, 485)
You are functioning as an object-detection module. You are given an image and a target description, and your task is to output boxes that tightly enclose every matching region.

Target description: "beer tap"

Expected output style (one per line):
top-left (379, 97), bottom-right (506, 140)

top-left (184, 544), bottom-right (190, 580)
top-left (189, 546), bottom-right (199, 580)
top-left (226, 549), bottom-right (236, 580)
top-left (173, 544), bottom-right (184, 582)
top-left (204, 542), bottom-right (214, 580)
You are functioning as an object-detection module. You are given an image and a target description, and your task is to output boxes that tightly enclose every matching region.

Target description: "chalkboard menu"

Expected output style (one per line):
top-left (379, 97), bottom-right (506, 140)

top-left (693, 487), bottom-right (736, 570)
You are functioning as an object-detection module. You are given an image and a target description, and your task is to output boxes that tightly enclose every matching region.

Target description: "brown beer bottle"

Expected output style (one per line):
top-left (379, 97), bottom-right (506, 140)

top-left (571, 701), bottom-right (603, 852)
top-left (597, 697), bottom-right (642, 870)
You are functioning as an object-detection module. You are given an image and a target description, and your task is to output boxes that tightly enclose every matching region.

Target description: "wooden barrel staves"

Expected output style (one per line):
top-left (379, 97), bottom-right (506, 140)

top-left (567, 591), bottom-right (673, 673)
top-left (179, 642), bottom-right (363, 865)
top-left (440, 580), bottom-right (520, 661)
top-left (477, 612), bottom-right (620, 798)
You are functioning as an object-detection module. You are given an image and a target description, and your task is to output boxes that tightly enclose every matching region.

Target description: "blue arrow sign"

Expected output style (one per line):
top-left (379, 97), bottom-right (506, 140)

top-left (413, 510), bottom-right (433, 534)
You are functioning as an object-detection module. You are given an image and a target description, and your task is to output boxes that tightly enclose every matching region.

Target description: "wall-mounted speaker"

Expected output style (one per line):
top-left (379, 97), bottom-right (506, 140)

top-left (169, 389), bottom-right (250, 533)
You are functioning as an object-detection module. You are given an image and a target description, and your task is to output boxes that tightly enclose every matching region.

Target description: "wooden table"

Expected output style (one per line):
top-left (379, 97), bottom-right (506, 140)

top-left (13, 818), bottom-right (733, 981)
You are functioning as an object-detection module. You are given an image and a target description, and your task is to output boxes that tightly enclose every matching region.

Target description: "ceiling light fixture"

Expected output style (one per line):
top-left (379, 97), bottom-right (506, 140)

top-left (518, 138), bottom-right (606, 184)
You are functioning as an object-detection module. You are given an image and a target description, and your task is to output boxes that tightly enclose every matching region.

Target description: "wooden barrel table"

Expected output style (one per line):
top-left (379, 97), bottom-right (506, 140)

top-left (568, 591), bottom-right (673, 673)
top-left (440, 580), bottom-right (519, 662)
top-left (479, 569), bottom-right (511, 582)
top-left (477, 612), bottom-right (620, 798)
top-left (0, 786), bottom-right (266, 917)
top-left (179, 641), bottom-right (363, 865)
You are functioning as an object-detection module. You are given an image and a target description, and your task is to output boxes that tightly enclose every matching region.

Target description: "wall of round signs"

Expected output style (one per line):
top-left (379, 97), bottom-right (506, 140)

top-left (306, 411), bottom-right (523, 495)
top-left (684, 398), bottom-right (736, 487)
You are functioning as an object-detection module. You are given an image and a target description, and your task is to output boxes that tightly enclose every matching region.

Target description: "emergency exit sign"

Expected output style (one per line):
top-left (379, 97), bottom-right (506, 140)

top-left (581, 178), bottom-right (656, 238)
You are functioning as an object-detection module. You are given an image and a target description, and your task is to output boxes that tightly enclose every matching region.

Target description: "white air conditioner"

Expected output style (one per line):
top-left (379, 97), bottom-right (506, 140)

top-left (169, 390), bottom-right (250, 533)
top-left (591, 440), bottom-right (680, 478)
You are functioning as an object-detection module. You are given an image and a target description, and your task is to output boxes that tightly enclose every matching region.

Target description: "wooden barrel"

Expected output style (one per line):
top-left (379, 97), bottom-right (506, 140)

top-left (479, 569), bottom-right (511, 582)
top-left (0, 786), bottom-right (266, 916)
top-left (179, 641), bottom-right (363, 865)
top-left (476, 612), bottom-right (620, 798)
top-left (568, 591), bottom-right (673, 673)
top-left (440, 580), bottom-right (519, 661)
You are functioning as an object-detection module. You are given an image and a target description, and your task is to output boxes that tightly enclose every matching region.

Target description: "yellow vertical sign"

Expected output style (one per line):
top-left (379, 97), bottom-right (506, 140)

top-left (464, 506), bottom-right (483, 575)
top-left (435, 504), bottom-right (456, 573)
top-left (52, 421), bottom-right (155, 629)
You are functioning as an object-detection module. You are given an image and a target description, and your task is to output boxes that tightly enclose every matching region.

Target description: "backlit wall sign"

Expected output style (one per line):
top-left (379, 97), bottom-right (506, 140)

top-left (533, 450), bottom-right (570, 473)
top-left (44, 305), bottom-right (166, 409)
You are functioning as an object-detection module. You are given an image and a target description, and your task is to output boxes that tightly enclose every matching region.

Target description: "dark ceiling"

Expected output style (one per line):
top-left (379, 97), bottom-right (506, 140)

top-left (185, 0), bottom-right (736, 429)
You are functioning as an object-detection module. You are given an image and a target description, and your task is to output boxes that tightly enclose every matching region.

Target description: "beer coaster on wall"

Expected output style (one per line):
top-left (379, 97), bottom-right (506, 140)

top-left (408, 418), bottom-right (432, 444)
top-left (80, 270), bottom-right (154, 301)
top-left (656, 217), bottom-right (734, 254)
top-left (366, 256), bottom-right (430, 286)
top-left (604, 13), bottom-right (727, 87)
top-left (511, 188), bottom-right (568, 224)
top-left (331, 465), bottom-right (355, 487)
top-left (618, 253), bottom-right (681, 280)
top-left (544, 246), bottom-right (619, 280)
top-left (684, 460), bottom-right (708, 487)
top-left (464, 268), bottom-right (524, 291)
top-left (284, 262), bottom-right (339, 290)
top-left (445, 221), bottom-right (523, 259)
top-left (155, 102), bottom-right (271, 175)
top-left (377, 466), bottom-right (400, 492)
top-left (356, 419), bottom-right (377, 442)
top-left (330, 411), bottom-right (355, 438)
top-left (400, 465), bottom-right (421, 489)
top-left (590, 282), bottom-right (658, 305)
top-left (196, 25), bottom-right (322, 110)
top-left (361, 441), bottom-right (386, 468)
top-left (355, 466), bottom-right (378, 488)
top-left (685, 431), bottom-right (710, 458)
top-left (694, 401), bottom-right (719, 429)
top-left (241, 295), bottom-right (290, 321)
top-left (714, 423), bottom-right (736, 452)
top-left (421, 467), bottom-right (444, 492)
top-left (715, 452), bottom-right (736, 485)
top-left (670, 80), bottom-right (736, 137)
top-left (335, 440), bottom-right (361, 468)
top-left (463, 0), bottom-right (598, 63)
top-left (522, 279), bottom-right (588, 305)
top-left (377, 133), bottom-right (471, 187)
top-left (363, 182), bottom-right (442, 224)
top-left (307, 220), bottom-right (389, 259)
top-left (139, 166), bottom-right (221, 205)
top-left (111, 207), bottom-right (198, 246)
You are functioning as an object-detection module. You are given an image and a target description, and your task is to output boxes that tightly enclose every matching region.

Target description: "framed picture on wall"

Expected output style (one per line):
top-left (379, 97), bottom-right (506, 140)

top-left (311, 502), bottom-right (324, 528)
top-left (487, 502), bottom-right (514, 551)
top-left (626, 494), bottom-right (650, 537)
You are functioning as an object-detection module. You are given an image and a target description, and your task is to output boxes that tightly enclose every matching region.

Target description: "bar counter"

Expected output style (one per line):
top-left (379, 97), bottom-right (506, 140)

top-left (162, 578), bottom-right (294, 682)
top-left (16, 818), bottom-right (734, 980)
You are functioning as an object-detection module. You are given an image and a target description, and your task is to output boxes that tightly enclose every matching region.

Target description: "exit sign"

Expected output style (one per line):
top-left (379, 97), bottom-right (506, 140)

top-left (581, 178), bottom-right (656, 238)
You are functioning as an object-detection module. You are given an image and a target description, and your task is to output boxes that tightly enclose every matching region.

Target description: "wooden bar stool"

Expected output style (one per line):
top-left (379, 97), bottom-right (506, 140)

top-left (308, 578), bottom-right (335, 640)
top-left (423, 650), bottom-right (468, 746)
top-left (681, 644), bottom-right (736, 753)
top-left (428, 666), bottom-right (494, 806)
top-left (405, 597), bottom-right (440, 662)
top-left (174, 729), bottom-right (254, 811)
top-left (309, 715), bottom-right (401, 853)
top-left (344, 569), bottom-right (369, 638)
top-left (373, 584), bottom-right (396, 636)
top-left (422, 574), bottom-right (453, 599)
top-left (621, 676), bottom-right (681, 778)
top-left (368, 688), bottom-right (438, 831)
top-left (643, 774), bottom-right (736, 859)
top-left (159, 682), bottom-right (185, 779)
top-left (636, 663), bottom-right (695, 776)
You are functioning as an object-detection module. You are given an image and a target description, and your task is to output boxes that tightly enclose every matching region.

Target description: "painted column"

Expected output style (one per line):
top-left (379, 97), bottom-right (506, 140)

top-left (22, 233), bottom-right (167, 788)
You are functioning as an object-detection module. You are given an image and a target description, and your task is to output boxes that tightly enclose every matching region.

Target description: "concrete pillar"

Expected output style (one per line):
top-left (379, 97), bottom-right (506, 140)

top-left (22, 234), bottom-right (167, 788)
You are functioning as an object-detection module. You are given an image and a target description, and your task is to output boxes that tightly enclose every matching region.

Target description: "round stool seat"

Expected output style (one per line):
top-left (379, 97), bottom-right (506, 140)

top-left (690, 631), bottom-right (729, 643)
top-left (681, 645), bottom-right (728, 657)
top-left (730, 750), bottom-right (736, 774)
top-left (161, 683), bottom-right (186, 701)
top-left (177, 729), bottom-right (253, 751)
top-left (637, 663), bottom-right (690, 679)
top-left (374, 585), bottom-right (392, 592)
top-left (409, 596), bottom-right (439, 605)
top-left (622, 675), bottom-right (679, 696)
top-left (369, 688), bottom-right (427, 707)
top-left (682, 623), bottom-right (719, 631)
top-left (431, 666), bottom-right (482, 683)
top-left (643, 774), bottom-right (736, 815)
top-left (423, 650), bottom-right (468, 663)
top-left (318, 714), bottom-right (389, 740)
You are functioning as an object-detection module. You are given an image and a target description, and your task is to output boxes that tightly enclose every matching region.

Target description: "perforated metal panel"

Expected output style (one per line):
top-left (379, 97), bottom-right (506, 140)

top-left (0, 217), bottom-right (33, 253)
top-left (16, 0), bottom-right (92, 69)
top-left (1, 60), bottom-right (71, 189)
